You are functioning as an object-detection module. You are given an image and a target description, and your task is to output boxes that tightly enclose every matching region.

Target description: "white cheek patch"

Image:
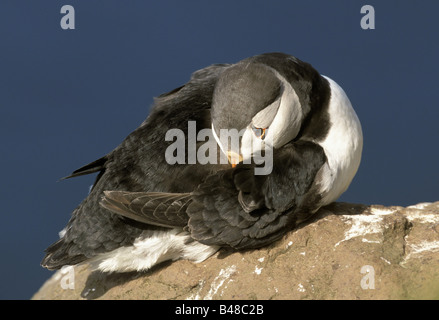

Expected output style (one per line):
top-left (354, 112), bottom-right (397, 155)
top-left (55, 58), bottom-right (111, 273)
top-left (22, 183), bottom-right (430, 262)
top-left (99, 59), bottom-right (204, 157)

top-left (251, 98), bottom-right (281, 129)
top-left (212, 123), bottom-right (273, 175)
top-left (240, 71), bottom-right (303, 175)
top-left (267, 81), bottom-right (302, 148)
top-left (250, 68), bottom-right (303, 151)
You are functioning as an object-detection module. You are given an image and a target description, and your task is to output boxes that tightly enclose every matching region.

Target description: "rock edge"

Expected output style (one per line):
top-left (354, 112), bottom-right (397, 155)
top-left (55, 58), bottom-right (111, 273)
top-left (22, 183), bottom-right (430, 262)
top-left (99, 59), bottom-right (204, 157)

top-left (33, 202), bottom-right (439, 300)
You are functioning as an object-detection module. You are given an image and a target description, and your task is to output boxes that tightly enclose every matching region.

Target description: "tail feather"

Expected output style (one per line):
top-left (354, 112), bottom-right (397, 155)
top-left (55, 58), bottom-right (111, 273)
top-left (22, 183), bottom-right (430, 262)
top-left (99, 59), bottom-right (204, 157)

top-left (41, 238), bottom-right (87, 270)
top-left (61, 156), bottom-right (107, 180)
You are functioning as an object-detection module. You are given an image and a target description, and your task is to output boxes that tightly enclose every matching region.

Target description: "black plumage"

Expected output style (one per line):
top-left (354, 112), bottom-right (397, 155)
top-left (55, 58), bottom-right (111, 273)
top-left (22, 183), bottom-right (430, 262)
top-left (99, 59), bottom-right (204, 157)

top-left (42, 53), bottom-right (334, 270)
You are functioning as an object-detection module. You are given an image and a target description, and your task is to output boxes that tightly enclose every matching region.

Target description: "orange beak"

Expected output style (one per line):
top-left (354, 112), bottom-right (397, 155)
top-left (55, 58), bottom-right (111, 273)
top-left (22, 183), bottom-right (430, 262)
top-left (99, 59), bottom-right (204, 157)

top-left (227, 151), bottom-right (243, 168)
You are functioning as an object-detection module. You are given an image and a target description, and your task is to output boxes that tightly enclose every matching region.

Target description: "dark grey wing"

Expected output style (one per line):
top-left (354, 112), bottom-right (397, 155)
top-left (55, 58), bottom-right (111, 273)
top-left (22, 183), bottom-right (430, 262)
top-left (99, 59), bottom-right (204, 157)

top-left (42, 63), bottom-right (231, 270)
top-left (100, 140), bottom-right (327, 250)
top-left (100, 191), bottom-right (191, 228)
top-left (187, 140), bottom-right (327, 250)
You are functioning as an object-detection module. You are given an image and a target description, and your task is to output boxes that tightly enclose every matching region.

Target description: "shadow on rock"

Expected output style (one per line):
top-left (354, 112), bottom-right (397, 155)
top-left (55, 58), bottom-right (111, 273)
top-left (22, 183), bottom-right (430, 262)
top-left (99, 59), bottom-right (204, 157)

top-left (80, 261), bottom-right (172, 299)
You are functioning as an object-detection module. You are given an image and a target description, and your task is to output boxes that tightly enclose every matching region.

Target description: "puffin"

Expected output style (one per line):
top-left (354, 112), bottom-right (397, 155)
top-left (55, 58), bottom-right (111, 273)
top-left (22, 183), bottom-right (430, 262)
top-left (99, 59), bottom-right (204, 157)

top-left (42, 53), bottom-right (363, 272)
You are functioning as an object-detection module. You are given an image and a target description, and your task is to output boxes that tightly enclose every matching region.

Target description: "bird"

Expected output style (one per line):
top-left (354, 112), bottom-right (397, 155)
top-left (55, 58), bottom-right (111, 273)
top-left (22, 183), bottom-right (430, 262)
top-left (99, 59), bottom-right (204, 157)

top-left (41, 52), bottom-right (363, 273)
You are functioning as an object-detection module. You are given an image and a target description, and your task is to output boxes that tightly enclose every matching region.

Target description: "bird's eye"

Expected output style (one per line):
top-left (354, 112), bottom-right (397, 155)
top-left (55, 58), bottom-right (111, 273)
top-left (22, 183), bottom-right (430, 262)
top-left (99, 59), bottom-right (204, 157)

top-left (251, 125), bottom-right (267, 140)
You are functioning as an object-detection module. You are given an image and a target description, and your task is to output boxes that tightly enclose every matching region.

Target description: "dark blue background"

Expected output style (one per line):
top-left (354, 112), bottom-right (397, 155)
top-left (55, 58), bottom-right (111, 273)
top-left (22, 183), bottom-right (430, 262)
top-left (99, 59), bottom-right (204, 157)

top-left (1, 1), bottom-right (438, 299)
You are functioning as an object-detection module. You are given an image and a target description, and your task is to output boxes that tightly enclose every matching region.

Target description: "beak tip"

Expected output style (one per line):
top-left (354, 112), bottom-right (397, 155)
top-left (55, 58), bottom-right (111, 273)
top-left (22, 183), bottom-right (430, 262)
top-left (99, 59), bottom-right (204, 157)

top-left (226, 151), bottom-right (243, 168)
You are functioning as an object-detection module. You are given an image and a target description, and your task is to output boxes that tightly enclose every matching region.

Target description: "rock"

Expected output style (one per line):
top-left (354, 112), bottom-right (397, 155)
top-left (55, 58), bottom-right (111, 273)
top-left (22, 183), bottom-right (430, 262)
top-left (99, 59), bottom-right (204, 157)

top-left (32, 202), bottom-right (439, 300)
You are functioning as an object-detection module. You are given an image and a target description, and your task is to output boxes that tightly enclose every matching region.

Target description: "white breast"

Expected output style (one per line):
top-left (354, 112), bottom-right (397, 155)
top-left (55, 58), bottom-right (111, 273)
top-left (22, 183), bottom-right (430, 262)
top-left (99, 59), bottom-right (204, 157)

top-left (317, 76), bottom-right (363, 204)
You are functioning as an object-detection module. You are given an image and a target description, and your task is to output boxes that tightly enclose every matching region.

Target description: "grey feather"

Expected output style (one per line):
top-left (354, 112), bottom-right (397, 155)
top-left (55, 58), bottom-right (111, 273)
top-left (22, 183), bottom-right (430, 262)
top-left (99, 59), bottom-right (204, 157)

top-left (100, 191), bottom-right (191, 228)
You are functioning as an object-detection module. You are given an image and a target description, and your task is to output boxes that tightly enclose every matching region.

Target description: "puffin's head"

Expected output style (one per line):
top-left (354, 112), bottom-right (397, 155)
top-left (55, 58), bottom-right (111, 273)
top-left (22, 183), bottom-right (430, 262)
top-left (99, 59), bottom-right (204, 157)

top-left (211, 61), bottom-right (302, 170)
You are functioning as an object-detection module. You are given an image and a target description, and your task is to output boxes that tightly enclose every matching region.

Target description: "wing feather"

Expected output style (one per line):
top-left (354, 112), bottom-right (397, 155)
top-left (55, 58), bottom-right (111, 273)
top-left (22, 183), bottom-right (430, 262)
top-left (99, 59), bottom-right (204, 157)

top-left (100, 191), bottom-right (191, 228)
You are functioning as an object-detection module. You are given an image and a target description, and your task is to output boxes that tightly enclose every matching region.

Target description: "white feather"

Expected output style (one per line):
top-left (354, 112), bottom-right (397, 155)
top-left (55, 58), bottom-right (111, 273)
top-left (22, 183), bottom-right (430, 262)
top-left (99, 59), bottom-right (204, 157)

top-left (240, 70), bottom-right (303, 160)
top-left (89, 229), bottom-right (219, 273)
top-left (264, 72), bottom-right (303, 149)
top-left (317, 76), bottom-right (363, 204)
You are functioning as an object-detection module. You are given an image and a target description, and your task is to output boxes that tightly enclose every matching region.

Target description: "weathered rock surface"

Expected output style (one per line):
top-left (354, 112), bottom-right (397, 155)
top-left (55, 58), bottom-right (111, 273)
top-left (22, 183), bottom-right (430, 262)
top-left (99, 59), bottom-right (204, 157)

top-left (33, 202), bottom-right (439, 300)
